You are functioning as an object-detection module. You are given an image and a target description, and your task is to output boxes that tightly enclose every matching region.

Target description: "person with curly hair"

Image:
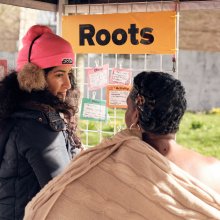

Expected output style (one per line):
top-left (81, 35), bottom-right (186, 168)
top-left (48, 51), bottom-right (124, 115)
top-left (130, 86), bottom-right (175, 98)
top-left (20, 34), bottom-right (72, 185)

top-left (24, 71), bottom-right (220, 220)
top-left (0, 25), bottom-right (82, 220)
top-left (126, 71), bottom-right (220, 193)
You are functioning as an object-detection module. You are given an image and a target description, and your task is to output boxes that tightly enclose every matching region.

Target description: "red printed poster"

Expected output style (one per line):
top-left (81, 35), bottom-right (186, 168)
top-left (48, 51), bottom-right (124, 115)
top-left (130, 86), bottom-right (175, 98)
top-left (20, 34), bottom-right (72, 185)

top-left (87, 64), bottom-right (109, 90)
top-left (0, 60), bottom-right (7, 80)
top-left (110, 68), bottom-right (132, 85)
top-left (106, 85), bottom-right (131, 109)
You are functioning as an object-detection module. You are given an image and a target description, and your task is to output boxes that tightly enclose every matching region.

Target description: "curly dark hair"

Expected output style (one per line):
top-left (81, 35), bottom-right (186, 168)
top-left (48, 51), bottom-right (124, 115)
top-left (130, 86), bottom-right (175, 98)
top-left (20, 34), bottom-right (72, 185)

top-left (130, 71), bottom-right (187, 135)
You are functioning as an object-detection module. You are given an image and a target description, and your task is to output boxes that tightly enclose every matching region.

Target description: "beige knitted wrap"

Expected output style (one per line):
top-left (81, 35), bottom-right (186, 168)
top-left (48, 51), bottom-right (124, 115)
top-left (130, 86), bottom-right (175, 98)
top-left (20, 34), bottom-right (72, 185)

top-left (24, 129), bottom-right (220, 220)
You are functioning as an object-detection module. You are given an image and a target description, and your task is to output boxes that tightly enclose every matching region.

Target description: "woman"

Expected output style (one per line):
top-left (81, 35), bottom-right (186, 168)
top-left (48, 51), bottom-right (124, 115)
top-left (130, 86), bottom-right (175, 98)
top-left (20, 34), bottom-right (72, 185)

top-left (0, 25), bottom-right (81, 220)
top-left (126, 71), bottom-right (220, 194)
top-left (24, 71), bottom-right (220, 220)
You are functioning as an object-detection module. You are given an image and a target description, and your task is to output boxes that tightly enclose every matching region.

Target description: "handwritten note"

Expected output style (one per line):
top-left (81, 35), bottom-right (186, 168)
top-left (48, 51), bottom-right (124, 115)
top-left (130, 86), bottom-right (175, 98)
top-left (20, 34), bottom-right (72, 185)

top-left (80, 98), bottom-right (107, 121)
top-left (87, 64), bottom-right (109, 90)
top-left (107, 85), bottom-right (131, 109)
top-left (110, 68), bottom-right (132, 85)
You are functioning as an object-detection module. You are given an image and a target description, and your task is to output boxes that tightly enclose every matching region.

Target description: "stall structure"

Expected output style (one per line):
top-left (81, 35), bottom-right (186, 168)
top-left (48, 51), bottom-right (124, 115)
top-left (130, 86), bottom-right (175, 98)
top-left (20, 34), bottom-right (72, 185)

top-left (63, 1), bottom-right (177, 146)
top-left (0, 0), bottom-right (219, 146)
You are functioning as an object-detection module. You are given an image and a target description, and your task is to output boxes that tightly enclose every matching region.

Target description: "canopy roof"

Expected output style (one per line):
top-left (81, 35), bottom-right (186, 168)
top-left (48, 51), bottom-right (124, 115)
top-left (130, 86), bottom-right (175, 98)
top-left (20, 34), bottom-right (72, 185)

top-left (0, 0), bottom-right (218, 12)
top-left (13, 0), bottom-right (210, 4)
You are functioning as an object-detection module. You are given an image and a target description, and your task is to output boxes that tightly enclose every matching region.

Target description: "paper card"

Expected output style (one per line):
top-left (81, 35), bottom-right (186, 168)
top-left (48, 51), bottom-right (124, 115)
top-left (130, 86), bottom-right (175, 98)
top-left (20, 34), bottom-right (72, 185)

top-left (110, 68), bottom-right (132, 85)
top-left (80, 98), bottom-right (107, 121)
top-left (106, 85), bottom-right (131, 109)
top-left (87, 64), bottom-right (109, 91)
top-left (0, 60), bottom-right (7, 81)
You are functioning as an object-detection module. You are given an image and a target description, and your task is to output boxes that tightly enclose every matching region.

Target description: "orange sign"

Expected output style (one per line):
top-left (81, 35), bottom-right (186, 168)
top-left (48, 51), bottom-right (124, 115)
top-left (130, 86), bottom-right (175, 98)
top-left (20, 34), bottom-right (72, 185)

top-left (62, 11), bottom-right (176, 54)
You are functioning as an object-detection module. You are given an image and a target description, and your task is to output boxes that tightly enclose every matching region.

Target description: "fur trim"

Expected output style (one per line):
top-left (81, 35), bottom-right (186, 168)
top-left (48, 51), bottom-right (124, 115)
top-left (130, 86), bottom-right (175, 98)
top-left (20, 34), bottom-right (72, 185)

top-left (17, 63), bottom-right (47, 92)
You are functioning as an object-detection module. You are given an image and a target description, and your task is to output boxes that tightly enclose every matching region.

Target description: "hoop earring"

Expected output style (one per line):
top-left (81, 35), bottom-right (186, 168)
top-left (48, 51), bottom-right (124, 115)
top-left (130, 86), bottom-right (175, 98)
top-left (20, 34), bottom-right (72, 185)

top-left (129, 123), bottom-right (140, 130)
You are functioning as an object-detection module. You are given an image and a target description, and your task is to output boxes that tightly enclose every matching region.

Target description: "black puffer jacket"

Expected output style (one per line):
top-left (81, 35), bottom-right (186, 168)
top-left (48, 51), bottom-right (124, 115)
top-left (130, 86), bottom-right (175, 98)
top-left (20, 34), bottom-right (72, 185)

top-left (0, 107), bottom-right (79, 220)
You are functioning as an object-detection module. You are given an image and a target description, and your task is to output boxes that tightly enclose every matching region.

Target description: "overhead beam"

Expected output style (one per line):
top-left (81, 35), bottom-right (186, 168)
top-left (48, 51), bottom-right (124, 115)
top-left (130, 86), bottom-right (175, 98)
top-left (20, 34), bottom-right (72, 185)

top-left (64, 1), bottom-right (220, 14)
top-left (0, 0), bottom-right (57, 12)
top-left (64, 1), bottom-right (176, 14)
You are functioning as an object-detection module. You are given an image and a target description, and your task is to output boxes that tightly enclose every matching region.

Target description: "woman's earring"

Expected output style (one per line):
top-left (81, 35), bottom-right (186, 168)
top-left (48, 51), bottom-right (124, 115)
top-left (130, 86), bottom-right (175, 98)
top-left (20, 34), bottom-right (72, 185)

top-left (129, 123), bottom-right (135, 130)
top-left (129, 123), bottom-right (140, 130)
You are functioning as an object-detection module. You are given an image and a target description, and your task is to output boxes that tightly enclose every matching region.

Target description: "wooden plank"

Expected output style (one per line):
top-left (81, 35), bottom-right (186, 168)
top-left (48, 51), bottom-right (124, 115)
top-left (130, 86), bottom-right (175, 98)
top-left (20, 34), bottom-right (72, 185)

top-left (0, 0), bottom-right (57, 11)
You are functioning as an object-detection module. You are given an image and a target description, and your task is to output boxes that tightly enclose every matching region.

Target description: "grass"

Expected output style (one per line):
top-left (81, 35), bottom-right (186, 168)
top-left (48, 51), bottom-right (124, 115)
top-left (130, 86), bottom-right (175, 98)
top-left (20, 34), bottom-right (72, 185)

top-left (79, 108), bottom-right (126, 146)
top-left (79, 110), bottom-right (220, 159)
top-left (177, 111), bottom-right (220, 159)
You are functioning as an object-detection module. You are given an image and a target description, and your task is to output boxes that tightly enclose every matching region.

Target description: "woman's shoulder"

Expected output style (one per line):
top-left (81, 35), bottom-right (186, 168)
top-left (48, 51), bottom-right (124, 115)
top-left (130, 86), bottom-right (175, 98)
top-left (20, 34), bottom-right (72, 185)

top-left (12, 108), bottom-right (65, 132)
top-left (198, 155), bottom-right (220, 194)
top-left (11, 109), bottom-right (48, 126)
top-left (11, 109), bottom-right (66, 153)
top-left (174, 146), bottom-right (220, 194)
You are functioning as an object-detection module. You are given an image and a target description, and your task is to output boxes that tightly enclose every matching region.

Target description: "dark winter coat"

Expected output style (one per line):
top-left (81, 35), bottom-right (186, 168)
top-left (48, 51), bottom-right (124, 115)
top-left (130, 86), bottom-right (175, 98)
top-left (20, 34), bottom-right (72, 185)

top-left (0, 106), bottom-right (79, 220)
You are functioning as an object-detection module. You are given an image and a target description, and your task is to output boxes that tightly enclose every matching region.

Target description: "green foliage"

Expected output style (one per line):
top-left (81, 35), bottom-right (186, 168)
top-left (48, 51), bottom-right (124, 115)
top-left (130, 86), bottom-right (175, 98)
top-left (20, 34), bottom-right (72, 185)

top-left (177, 112), bottom-right (220, 159)
top-left (190, 121), bottom-right (204, 129)
top-left (79, 110), bottom-right (220, 159)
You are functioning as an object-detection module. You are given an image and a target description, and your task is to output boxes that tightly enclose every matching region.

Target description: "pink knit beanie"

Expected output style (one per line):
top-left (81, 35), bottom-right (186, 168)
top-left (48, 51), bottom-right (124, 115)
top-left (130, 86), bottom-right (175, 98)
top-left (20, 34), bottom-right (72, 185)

top-left (17, 25), bottom-right (74, 70)
top-left (16, 25), bottom-right (75, 92)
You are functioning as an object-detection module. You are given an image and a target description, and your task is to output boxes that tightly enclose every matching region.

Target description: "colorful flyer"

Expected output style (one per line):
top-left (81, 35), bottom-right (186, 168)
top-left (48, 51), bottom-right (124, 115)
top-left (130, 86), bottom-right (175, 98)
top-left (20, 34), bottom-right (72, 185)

top-left (80, 98), bottom-right (107, 121)
top-left (0, 60), bottom-right (7, 81)
top-left (87, 64), bottom-right (109, 90)
top-left (110, 68), bottom-right (132, 85)
top-left (106, 85), bottom-right (131, 109)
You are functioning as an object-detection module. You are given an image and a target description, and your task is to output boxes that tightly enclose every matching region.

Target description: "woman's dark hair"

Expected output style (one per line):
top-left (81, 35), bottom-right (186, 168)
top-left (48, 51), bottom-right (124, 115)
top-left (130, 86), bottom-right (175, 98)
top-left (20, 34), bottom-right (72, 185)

top-left (0, 70), bottom-right (78, 120)
top-left (0, 70), bottom-right (81, 148)
top-left (44, 67), bottom-right (81, 148)
top-left (130, 71), bottom-right (187, 135)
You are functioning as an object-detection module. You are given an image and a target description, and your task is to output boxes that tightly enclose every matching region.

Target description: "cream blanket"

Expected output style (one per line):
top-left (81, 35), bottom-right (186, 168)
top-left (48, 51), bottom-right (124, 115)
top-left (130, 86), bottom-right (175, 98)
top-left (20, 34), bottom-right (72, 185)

top-left (24, 129), bottom-right (220, 220)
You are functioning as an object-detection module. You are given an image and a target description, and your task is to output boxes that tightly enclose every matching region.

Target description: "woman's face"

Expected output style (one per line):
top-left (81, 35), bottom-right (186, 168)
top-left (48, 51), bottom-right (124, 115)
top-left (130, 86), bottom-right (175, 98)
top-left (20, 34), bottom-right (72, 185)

top-left (125, 95), bottom-right (138, 128)
top-left (46, 64), bottom-right (72, 101)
